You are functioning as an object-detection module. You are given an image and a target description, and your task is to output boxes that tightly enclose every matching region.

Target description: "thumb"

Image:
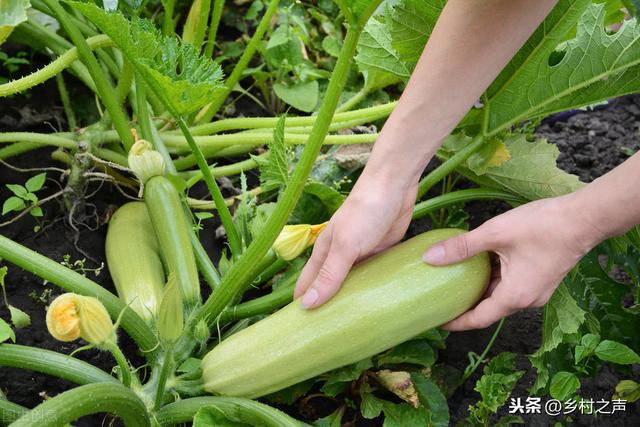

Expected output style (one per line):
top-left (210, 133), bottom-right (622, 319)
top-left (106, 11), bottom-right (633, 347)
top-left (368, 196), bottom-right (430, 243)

top-left (423, 227), bottom-right (493, 265)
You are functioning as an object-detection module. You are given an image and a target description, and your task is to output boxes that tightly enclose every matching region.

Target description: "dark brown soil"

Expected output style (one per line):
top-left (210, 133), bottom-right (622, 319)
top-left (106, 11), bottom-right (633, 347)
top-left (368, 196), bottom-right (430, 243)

top-left (1, 90), bottom-right (639, 427)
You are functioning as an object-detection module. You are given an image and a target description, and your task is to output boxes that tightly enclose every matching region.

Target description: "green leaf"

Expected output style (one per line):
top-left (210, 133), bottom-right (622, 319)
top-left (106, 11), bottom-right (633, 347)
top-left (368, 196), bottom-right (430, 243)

top-left (193, 406), bottom-right (250, 427)
top-left (594, 340), bottom-right (640, 364)
top-left (377, 339), bottom-right (436, 368)
top-left (0, 318), bottom-right (15, 343)
top-left (529, 283), bottom-right (585, 392)
top-left (321, 358), bottom-right (372, 397)
top-left (334, 0), bottom-right (384, 27)
top-left (263, 378), bottom-right (315, 405)
top-left (25, 172), bottom-right (46, 192)
top-left (411, 373), bottom-right (449, 427)
top-left (2, 196), bottom-right (25, 215)
top-left (6, 184), bottom-right (27, 198)
top-left (549, 371), bottom-right (581, 401)
top-left (0, 0), bottom-right (31, 45)
top-left (613, 379), bottom-right (640, 402)
top-left (356, 16), bottom-right (412, 80)
top-left (30, 206), bottom-right (43, 218)
top-left (313, 407), bottom-right (344, 427)
top-left (8, 305), bottom-right (30, 329)
top-left (177, 357), bottom-right (202, 375)
top-left (574, 333), bottom-right (600, 364)
top-left (444, 133), bottom-right (584, 200)
top-left (379, 401), bottom-right (430, 427)
top-left (487, 2), bottom-right (640, 132)
top-left (303, 182), bottom-right (345, 215)
top-left (254, 115), bottom-right (291, 192)
top-left (273, 80), bottom-right (319, 112)
top-left (360, 386), bottom-right (384, 419)
top-left (70, 2), bottom-right (223, 115)
top-left (157, 275), bottom-right (184, 343)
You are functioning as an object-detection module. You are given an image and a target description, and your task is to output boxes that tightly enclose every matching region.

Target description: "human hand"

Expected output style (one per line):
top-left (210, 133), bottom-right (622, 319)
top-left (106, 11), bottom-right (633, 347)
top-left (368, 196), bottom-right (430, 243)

top-left (423, 194), bottom-right (606, 331)
top-left (294, 172), bottom-right (418, 309)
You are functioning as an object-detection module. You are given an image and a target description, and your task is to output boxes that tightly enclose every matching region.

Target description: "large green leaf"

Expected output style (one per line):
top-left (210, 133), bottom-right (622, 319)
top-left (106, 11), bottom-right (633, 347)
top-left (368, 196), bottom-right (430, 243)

top-left (70, 2), bottom-right (223, 115)
top-left (0, 0), bottom-right (30, 45)
top-left (355, 0), bottom-right (445, 81)
top-left (487, 2), bottom-right (640, 132)
top-left (441, 133), bottom-right (583, 200)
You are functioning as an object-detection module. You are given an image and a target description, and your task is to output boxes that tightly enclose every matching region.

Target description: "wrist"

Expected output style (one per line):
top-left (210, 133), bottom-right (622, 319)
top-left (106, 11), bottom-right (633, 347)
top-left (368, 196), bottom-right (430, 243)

top-left (560, 189), bottom-right (610, 251)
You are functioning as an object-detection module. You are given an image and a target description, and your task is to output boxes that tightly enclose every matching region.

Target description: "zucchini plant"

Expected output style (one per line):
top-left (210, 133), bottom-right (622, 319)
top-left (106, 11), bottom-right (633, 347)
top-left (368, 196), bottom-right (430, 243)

top-left (0, 0), bottom-right (639, 425)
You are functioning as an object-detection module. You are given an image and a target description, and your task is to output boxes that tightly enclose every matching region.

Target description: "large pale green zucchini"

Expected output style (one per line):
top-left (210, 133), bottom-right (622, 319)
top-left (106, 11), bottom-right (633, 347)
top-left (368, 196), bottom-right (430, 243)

top-left (202, 228), bottom-right (490, 398)
top-left (143, 176), bottom-right (201, 308)
top-left (105, 202), bottom-right (165, 323)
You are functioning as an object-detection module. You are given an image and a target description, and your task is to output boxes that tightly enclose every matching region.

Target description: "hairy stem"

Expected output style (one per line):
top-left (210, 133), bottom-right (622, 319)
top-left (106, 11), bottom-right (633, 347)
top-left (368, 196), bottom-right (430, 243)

top-left (204, 0), bottom-right (225, 58)
top-left (0, 344), bottom-right (119, 385)
top-left (0, 132), bottom-right (77, 149)
top-left (11, 383), bottom-right (149, 427)
top-left (412, 188), bottom-right (525, 220)
top-left (55, 72), bottom-right (77, 129)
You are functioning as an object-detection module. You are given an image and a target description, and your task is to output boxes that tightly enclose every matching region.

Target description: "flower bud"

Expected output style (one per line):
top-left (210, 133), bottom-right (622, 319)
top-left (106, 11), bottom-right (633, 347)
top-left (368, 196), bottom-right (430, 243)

top-left (157, 275), bottom-right (183, 343)
top-left (128, 139), bottom-right (165, 184)
top-left (272, 222), bottom-right (328, 260)
top-left (46, 293), bottom-right (115, 345)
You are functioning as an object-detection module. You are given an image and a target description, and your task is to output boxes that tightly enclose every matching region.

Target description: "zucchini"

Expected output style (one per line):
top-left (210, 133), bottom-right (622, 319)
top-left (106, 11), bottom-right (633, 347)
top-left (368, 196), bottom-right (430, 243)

top-left (144, 176), bottom-right (201, 308)
top-left (105, 202), bottom-right (165, 323)
top-left (202, 228), bottom-right (490, 398)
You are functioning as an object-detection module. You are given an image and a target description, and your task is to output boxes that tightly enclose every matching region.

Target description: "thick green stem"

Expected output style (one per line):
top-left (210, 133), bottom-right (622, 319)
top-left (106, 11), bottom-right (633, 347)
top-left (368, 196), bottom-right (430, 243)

top-left (0, 132), bottom-right (77, 149)
top-left (56, 72), bottom-right (77, 129)
top-left (43, 0), bottom-right (133, 150)
top-left (154, 349), bottom-right (174, 410)
top-left (0, 344), bottom-right (118, 385)
top-left (0, 399), bottom-right (27, 425)
top-left (190, 230), bottom-right (221, 290)
top-left (162, 0), bottom-right (177, 35)
top-left (204, 0), bottom-right (225, 58)
top-left (412, 188), bottom-right (525, 220)
top-left (0, 142), bottom-right (43, 160)
top-left (192, 26), bottom-right (361, 329)
top-left (336, 86), bottom-right (369, 113)
top-left (0, 237), bottom-right (158, 356)
top-left (11, 383), bottom-right (150, 427)
top-left (177, 116), bottom-right (242, 257)
top-left (105, 342), bottom-right (132, 387)
top-left (154, 397), bottom-right (307, 427)
top-left (180, 155), bottom-right (261, 181)
top-left (219, 272), bottom-right (296, 323)
top-left (182, 0), bottom-right (211, 50)
top-left (196, 0), bottom-right (280, 123)
top-left (116, 59), bottom-right (135, 106)
top-left (417, 135), bottom-right (485, 198)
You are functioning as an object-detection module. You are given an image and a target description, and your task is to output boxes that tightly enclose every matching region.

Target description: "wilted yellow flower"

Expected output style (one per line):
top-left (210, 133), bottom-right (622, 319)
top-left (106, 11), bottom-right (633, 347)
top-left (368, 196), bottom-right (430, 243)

top-left (128, 139), bottom-right (165, 184)
top-left (272, 222), bottom-right (328, 260)
top-left (46, 293), bottom-right (115, 345)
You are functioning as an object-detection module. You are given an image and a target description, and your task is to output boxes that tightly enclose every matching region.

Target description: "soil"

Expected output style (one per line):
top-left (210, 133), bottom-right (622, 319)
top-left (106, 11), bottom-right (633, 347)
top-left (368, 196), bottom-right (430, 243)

top-left (1, 78), bottom-right (640, 427)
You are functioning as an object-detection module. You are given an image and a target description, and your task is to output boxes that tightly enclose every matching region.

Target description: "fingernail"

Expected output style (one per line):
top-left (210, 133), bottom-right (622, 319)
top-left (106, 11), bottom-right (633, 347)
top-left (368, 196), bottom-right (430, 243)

top-left (301, 288), bottom-right (319, 309)
top-left (423, 245), bottom-right (445, 263)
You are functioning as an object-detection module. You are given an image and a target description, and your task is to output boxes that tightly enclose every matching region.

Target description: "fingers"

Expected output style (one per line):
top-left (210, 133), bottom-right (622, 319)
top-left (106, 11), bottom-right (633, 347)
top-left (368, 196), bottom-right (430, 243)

top-left (294, 229), bottom-right (332, 299)
top-left (423, 226), bottom-right (496, 266)
top-left (441, 293), bottom-right (513, 331)
top-left (294, 231), bottom-right (361, 309)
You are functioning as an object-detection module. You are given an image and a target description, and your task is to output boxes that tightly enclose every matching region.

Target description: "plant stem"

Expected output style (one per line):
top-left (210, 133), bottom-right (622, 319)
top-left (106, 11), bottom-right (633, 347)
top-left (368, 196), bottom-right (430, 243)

top-left (219, 272), bottom-right (296, 323)
top-left (55, 72), bottom-right (77, 129)
top-left (417, 135), bottom-right (485, 199)
top-left (11, 383), bottom-right (150, 427)
top-left (191, 26), bottom-right (361, 329)
top-left (196, 0), bottom-right (280, 123)
top-left (180, 155), bottom-right (261, 181)
top-left (462, 318), bottom-right (505, 381)
top-left (177, 116), bottom-right (242, 257)
top-left (105, 342), bottom-right (132, 387)
top-left (336, 86), bottom-right (369, 113)
top-left (0, 344), bottom-right (119, 385)
top-left (182, 0), bottom-right (211, 50)
top-left (162, 0), bottom-right (176, 35)
top-left (163, 132), bottom-right (378, 152)
top-left (187, 101), bottom-right (396, 136)
top-left (0, 142), bottom-right (42, 160)
top-left (0, 236), bottom-right (158, 356)
top-left (154, 349), bottom-right (174, 410)
top-left (412, 188), bottom-right (525, 220)
top-left (43, 0), bottom-right (133, 150)
top-left (0, 132), bottom-right (77, 149)
top-left (116, 59), bottom-right (135, 106)
top-left (154, 397), bottom-right (308, 427)
top-left (204, 0), bottom-right (225, 58)
top-left (0, 399), bottom-right (28, 425)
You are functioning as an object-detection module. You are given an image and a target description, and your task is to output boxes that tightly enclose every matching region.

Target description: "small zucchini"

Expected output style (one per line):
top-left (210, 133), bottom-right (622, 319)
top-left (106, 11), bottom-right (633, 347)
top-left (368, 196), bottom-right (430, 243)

top-left (105, 202), bottom-right (165, 323)
top-left (202, 228), bottom-right (490, 398)
top-left (144, 176), bottom-right (201, 308)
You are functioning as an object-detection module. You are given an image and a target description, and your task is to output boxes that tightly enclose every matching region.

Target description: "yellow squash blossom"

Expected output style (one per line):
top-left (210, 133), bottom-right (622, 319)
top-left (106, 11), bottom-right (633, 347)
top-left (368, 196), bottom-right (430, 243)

top-left (128, 139), bottom-right (165, 184)
top-left (46, 293), bottom-right (115, 346)
top-left (272, 222), bottom-right (328, 260)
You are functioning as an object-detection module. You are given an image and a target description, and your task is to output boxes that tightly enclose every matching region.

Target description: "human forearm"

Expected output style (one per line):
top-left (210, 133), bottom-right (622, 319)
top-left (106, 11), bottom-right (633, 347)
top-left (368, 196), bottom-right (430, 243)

top-left (568, 151), bottom-right (640, 244)
top-left (365, 0), bottom-right (559, 184)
